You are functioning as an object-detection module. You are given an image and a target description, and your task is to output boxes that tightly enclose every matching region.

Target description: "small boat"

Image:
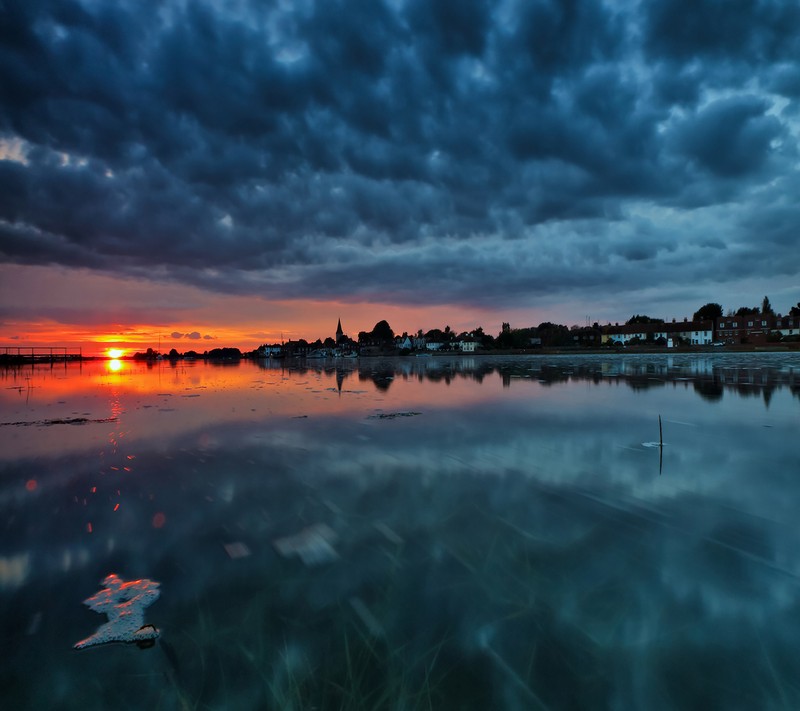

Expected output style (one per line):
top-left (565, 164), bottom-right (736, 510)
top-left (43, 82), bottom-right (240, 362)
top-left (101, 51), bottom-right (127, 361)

top-left (307, 349), bottom-right (330, 359)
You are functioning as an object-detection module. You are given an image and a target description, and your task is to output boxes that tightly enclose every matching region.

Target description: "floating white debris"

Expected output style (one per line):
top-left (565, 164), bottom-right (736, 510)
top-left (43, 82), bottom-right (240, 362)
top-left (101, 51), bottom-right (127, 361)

top-left (74, 574), bottom-right (160, 650)
top-left (26, 611), bottom-right (42, 636)
top-left (349, 596), bottom-right (384, 638)
top-left (373, 521), bottom-right (403, 545)
top-left (0, 553), bottom-right (30, 590)
top-left (224, 541), bottom-right (251, 559)
top-left (273, 523), bottom-right (339, 566)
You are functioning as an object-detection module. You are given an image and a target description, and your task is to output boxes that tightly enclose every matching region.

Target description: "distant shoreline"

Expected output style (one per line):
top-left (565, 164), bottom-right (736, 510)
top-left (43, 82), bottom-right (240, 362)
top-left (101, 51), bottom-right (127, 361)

top-left (459, 344), bottom-right (800, 356)
top-left (2, 343), bottom-right (798, 366)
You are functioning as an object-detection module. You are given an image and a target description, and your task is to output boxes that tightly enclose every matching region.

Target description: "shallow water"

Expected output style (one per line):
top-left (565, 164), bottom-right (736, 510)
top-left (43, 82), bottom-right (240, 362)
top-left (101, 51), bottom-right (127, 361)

top-left (2, 353), bottom-right (800, 709)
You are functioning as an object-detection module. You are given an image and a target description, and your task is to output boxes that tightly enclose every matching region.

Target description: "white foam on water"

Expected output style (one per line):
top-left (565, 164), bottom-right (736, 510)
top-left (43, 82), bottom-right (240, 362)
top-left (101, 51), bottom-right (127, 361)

top-left (273, 523), bottom-right (339, 566)
top-left (73, 574), bottom-right (160, 649)
top-left (0, 553), bottom-right (30, 590)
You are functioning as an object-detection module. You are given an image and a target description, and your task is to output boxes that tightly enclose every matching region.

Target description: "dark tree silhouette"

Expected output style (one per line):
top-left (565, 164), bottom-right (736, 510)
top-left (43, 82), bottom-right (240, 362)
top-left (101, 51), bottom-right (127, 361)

top-left (693, 303), bottom-right (723, 321)
top-left (626, 315), bottom-right (664, 324)
top-left (371, 320), bottom-right (394, 342)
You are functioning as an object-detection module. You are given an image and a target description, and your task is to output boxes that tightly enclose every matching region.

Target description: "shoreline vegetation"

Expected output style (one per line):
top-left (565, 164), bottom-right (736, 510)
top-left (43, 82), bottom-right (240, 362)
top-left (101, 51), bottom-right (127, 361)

top-left (103, 301), bottom-right (800, 361)
top-left (101, 299), bottom-right (800, 361)
top-left (136, 343), bottom-right (791, 356)
top-left (2, 342), bottom-right (798, 366)
top-left (3, 298), bottom-right (799, 363)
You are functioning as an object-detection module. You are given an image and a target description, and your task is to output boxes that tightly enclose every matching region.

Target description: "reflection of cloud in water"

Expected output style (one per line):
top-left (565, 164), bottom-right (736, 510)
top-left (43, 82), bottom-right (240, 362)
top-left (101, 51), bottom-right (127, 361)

top-left (273, 523), bottom-right (339, 566)
top-left (0, 553), bottom-right (30, 589)
top-left (3, 354), bottom-right (800, 708)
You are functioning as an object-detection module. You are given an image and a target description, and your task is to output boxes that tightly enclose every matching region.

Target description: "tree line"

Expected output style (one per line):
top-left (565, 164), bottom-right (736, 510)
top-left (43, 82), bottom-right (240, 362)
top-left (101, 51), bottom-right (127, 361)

top-left (140, 295), bottom-right (800, 359)
top-left (692, 296), bottom-right (800, 321)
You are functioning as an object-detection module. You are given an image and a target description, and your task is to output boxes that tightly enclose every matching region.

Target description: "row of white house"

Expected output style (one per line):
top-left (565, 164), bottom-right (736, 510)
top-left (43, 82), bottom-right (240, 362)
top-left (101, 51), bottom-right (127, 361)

top-left (603, 312), bottom-right (800, 346)
top-left (396, 335), bottom-right (479, 352)
top-left (260, 311), bottom-right (798, 356)
top-left (601, 320), bottom-right (715, 346)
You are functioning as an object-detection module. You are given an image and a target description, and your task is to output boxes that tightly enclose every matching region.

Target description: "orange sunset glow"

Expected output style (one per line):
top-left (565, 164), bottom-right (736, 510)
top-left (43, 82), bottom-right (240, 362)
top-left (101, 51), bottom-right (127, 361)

top-left (0, 357), bottom-right (523, 463)
top-left (1, 264), bottom-right (523, 357)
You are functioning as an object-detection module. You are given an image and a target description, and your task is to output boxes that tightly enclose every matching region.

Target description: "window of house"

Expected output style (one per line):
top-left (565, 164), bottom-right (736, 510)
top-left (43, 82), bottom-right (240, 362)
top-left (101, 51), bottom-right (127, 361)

top-left (748, 321), bottom-right (753, 327)
top-left (732, 322), bottom-right (738, 327)
top-left (761, 320), bottom-right (767, 326)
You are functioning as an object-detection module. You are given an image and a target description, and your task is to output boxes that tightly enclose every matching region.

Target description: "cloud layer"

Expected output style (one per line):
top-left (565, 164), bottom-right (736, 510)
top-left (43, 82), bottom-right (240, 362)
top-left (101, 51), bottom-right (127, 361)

top-left (1, 0), bottom-right (799, 315)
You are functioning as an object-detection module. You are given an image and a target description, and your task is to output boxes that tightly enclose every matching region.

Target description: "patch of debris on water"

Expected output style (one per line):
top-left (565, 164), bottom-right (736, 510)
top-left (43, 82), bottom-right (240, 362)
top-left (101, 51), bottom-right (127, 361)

top-left (73, 574), bottom-right (161, 650)
top-left (1, 416), bottom-right (118, 427)
top-left (273, 523), bottom-right (339, 566)
top-left (368, 411), bottom-right (422, 420)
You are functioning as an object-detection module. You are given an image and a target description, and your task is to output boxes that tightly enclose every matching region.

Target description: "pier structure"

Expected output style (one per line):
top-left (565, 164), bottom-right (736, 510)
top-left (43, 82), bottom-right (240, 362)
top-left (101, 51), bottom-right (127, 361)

top-left (0, 346), bottom-right (83, 364)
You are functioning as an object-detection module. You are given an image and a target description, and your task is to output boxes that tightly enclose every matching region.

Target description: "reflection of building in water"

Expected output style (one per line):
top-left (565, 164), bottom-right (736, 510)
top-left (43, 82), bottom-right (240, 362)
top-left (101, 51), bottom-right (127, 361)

top-left (688, 358), bottom-right (714, 376)
top-left (297, 355), bottom-right (800, 402)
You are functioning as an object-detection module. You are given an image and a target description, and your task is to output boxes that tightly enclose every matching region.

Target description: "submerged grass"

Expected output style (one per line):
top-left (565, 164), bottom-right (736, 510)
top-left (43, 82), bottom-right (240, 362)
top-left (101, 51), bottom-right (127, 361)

top-left (160, 565), bottom-right (465, 710)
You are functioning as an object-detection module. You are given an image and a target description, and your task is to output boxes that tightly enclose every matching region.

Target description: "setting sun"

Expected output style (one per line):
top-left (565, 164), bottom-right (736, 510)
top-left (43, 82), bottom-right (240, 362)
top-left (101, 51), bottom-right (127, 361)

top-left (107, 348), bottom-right (125, 359)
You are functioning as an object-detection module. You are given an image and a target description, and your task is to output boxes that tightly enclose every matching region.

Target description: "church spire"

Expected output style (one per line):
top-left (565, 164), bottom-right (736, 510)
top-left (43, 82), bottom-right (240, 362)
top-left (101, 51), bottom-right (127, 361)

top-left (336, 318), bottom-right (343, 337)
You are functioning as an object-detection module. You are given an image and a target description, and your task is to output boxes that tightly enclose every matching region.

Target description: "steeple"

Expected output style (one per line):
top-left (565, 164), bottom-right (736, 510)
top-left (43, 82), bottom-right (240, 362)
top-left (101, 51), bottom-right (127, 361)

top-left (336, 318), bottom-right (343, 340)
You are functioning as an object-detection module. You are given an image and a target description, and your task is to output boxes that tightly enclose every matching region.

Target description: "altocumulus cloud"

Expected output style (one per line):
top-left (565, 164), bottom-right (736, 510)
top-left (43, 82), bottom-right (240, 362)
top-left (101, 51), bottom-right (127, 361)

top-left (170, 330), bottom-right (212, 340)
top-left (0, 0), bottom-right (798, 312)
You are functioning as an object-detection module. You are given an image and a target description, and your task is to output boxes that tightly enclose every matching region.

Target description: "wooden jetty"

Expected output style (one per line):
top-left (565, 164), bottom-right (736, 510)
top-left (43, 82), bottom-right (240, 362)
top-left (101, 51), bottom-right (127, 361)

top-left (0, 346), bottom-right (83, 364)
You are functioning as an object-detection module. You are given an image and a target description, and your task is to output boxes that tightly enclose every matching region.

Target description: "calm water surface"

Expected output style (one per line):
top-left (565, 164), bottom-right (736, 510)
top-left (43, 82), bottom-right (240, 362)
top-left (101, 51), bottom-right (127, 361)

top-left (2, 353), bottom-right (800, 710)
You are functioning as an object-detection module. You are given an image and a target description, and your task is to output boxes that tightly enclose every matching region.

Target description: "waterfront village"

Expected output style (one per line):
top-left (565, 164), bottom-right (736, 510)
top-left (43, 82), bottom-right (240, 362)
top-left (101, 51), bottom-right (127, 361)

top-left (148, 297), bottom-right (800, 361)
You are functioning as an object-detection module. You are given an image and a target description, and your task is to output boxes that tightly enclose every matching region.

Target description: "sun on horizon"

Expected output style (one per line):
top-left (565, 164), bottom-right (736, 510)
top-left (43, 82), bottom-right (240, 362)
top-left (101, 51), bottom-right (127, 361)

top-left (106, 348), bottom-right (125, 359)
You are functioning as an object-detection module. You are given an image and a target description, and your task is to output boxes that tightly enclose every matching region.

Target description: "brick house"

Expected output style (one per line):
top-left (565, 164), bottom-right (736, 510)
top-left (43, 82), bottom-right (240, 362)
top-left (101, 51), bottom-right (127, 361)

top-left (716, 313), bottom-right (799, 344)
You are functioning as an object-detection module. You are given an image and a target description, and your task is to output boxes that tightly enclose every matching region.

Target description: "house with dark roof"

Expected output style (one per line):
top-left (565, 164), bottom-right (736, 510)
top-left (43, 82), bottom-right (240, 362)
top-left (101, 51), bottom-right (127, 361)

top-left (601, 319), bottom-right (714, 346)
top-left (715, 313), bottom-right (799, 344)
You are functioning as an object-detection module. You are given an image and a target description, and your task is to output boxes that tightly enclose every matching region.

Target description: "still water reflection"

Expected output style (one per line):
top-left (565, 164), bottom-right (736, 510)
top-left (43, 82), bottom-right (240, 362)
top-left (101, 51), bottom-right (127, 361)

top-left (1, 353), bottom-right (799, 709)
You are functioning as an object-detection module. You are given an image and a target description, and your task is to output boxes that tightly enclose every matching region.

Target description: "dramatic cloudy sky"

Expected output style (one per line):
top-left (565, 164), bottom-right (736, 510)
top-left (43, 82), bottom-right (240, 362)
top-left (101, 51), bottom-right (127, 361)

top-left (1, 0), bottom-right (799, 351)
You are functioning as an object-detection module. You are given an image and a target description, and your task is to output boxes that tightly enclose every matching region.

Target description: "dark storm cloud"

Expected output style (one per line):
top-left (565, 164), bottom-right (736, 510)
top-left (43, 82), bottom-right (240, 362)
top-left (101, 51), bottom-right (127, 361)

top-left (0, 0), bottom-right (798, 312)
top-left (670, 96), bottom-right (783, 178)
top-left (643, 0), bottom-right (800, 64)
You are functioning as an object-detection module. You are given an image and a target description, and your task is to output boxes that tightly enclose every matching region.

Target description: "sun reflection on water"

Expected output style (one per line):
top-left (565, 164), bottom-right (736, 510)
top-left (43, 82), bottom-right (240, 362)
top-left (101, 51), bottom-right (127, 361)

top-left (106, 359), bottom-right (123, 373)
